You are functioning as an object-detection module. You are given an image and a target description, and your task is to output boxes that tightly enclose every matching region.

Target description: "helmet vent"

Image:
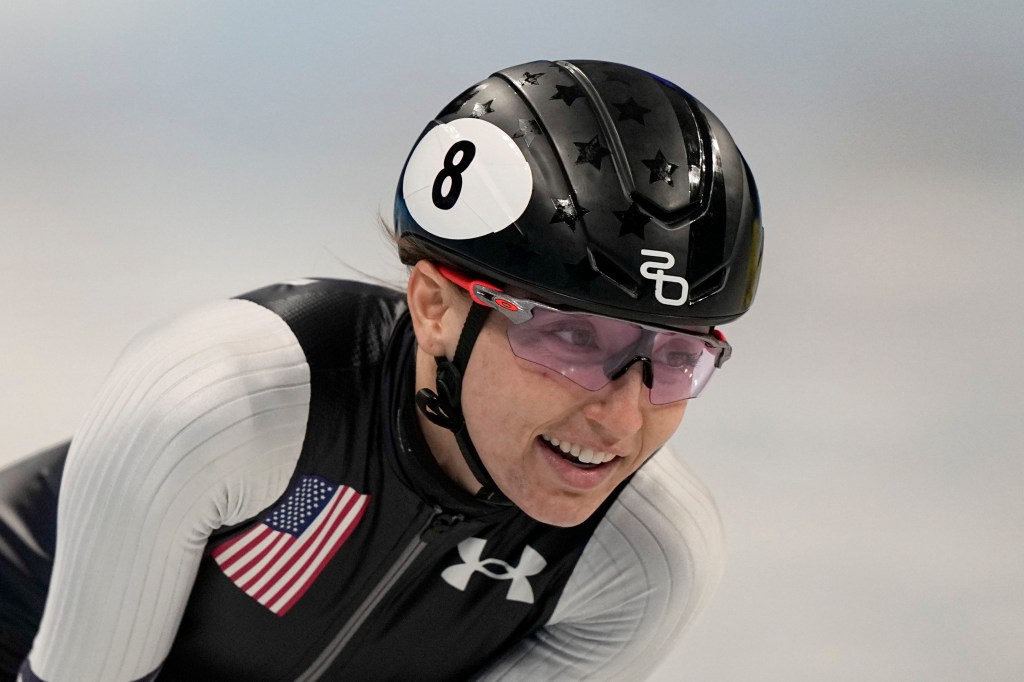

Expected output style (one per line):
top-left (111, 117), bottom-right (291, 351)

top-left (687, 268), bottom-right (726, 303)
top-left (586, 246), bottom-right (640, 298)
top-left (631, 192), bottom-right (707, 228)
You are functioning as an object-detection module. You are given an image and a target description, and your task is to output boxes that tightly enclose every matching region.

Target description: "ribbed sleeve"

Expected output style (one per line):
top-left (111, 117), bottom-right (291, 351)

top-left (476, 448), bottom-right (724, 681)
top-left (25, 299), bottom-right (311, 682)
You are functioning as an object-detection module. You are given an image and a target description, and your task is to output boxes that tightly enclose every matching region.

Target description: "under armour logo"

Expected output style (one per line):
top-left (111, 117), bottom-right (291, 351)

top-left (639, 249), bottom-right (689, 306)
top-left (441, 537), bottom-right (547, 604)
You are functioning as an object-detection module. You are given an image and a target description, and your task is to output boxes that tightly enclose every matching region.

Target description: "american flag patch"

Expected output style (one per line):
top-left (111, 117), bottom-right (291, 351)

top-left (212, 475), bottom-right (370, 616)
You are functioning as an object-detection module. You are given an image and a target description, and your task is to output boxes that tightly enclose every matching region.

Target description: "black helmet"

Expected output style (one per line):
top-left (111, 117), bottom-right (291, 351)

top-left (395, 59), bottom-right (763, 328)
top-left (396, 60), bottom-right (763, 505)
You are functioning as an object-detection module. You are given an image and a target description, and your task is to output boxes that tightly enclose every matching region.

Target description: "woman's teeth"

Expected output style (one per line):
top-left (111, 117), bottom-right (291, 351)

top-left (540, 435), bottom-right (617, 465)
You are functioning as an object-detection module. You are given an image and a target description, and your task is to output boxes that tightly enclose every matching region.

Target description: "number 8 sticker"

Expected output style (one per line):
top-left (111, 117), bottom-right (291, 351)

top-left (432, 140), bottom-right (477, 210)
top-left (403, 118), bottom-right (533, 240)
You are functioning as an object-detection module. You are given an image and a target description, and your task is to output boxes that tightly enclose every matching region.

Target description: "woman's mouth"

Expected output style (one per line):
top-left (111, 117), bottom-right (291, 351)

top-left (539, 435), bottom-right (618, 469)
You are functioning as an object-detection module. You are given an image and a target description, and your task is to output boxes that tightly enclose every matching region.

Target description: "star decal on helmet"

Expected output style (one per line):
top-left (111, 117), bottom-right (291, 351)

top-left (599, 68), bottom-right (634, 86)
top-left (612, 97), bottom-right (651, 125)
top-left (471, 99), bottom-right (495, 118)
top-left (642, 150), bottom-right (679, 186)
top-left (613, 202), bottom-right (651, 239)
top-left (549, 196), bottom-right (589, 230)
top-left (551, 84), bottom-right (585, 106)
top-left (573, 136), bottom-right (611, 169)
top-left (437, 84), bottom-right (485, 118)
top-left (519, 71), bottom-right (545, 86)
top-left (512, 119), bottom-right (543, 147)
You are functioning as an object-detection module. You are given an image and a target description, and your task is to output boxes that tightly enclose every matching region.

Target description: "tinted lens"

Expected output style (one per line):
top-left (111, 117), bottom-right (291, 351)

top-left (504, 308), bottom-right (719, 403)
top-left (647, 334), bottom-right (719, 403)
top-left (505, 308), bottom-right (640, 390)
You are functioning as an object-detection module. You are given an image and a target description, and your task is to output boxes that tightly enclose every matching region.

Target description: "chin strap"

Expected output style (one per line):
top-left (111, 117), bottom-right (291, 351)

top-left (415, 303), bottom-right (511, 506)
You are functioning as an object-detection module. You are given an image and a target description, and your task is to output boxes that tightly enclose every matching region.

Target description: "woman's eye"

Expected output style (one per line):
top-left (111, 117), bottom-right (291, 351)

top-left (663, 351), bottom-right (701, 368)
top-left (551, 327), bottom-right (597, 348)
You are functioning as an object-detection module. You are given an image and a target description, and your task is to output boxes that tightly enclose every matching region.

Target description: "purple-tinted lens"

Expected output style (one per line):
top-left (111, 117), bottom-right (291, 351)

top-left (505, 308), bottom-right (719, 403)
top-left (647, 334), bottom-right (719, 403)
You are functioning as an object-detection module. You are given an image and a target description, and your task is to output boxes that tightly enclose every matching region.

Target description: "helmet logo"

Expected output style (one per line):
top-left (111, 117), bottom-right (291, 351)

top-left (640, 249), bottom-right (689, 306)
top-left (403, 118), bottom-right (533, 240)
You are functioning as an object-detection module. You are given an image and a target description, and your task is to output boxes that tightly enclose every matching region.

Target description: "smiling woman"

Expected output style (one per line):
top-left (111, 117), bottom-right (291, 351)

top-left (1, 58), bottom-right (762, 682)
top-left (395, 59), bottom-right (762, 512)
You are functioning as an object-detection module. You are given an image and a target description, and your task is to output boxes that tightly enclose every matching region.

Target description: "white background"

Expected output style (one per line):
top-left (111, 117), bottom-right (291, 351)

top-left (2, 2), bottom-right (1022, 680)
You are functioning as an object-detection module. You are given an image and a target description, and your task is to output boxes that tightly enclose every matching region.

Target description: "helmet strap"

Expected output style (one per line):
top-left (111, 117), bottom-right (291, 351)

top-left (414, 303), bottom-right (510, 506)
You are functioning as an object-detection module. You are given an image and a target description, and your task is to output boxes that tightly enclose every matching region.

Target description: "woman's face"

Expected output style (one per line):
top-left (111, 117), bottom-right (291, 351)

top-left (456, 310), bottom-right (688, 527)
top-left (411, 262), bottom-right (688, 527)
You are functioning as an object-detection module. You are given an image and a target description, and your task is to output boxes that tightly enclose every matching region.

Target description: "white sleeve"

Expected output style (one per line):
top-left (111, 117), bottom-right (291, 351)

top-left (475, 448), bottom-right (725, 681)
top-left (25, 299), bottom-right (311, 682)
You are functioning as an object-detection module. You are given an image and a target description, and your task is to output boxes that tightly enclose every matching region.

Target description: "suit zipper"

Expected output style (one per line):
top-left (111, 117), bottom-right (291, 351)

top-left (294, 506), bottom-right (463, 681)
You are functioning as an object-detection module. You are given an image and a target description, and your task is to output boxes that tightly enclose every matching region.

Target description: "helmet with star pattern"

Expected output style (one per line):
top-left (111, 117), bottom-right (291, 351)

top-left (394, 59), bottom-right (763, 328)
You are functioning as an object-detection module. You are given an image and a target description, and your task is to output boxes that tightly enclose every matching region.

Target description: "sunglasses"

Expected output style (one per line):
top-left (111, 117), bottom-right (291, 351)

top-left (437, 265), bottom-right (731, 404)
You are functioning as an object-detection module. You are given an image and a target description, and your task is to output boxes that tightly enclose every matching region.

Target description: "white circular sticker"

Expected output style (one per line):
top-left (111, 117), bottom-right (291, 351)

top-left (402, 118), bottom-right (533, 240)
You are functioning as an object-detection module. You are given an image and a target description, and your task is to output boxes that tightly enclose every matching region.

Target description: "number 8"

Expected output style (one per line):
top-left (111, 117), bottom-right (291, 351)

top-left (432, 140), bottom-right (477, 210)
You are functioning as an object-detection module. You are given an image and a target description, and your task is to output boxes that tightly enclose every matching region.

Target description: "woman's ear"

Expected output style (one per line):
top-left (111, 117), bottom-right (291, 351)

top-left (406, 261), bottom-right (462, 358)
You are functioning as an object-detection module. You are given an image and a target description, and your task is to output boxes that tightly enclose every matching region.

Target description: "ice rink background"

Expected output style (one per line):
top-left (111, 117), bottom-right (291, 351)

top-left (2, 2), bottom-right (1022, 680)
